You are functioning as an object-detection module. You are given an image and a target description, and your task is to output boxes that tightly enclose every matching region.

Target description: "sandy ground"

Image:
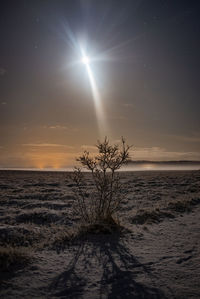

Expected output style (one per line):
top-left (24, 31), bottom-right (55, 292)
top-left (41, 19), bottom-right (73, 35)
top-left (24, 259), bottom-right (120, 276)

top-left (0, 170), bottom-right (200, 298)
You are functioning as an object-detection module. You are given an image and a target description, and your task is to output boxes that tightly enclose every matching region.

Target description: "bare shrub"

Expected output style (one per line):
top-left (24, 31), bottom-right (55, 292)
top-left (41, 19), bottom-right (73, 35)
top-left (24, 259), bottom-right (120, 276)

top-left (72, 137), bottom-right (131, 227)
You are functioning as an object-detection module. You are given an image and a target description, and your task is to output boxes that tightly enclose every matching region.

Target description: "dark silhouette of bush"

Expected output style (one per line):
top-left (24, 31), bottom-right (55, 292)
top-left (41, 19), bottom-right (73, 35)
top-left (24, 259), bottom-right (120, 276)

top-left (72, 137), bottom-right (131, 228)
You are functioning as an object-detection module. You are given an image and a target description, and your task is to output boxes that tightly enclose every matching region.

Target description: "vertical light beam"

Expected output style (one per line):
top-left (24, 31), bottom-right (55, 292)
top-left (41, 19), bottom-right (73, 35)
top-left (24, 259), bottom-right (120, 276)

top-left (81, 50), bottom-right (108, 138)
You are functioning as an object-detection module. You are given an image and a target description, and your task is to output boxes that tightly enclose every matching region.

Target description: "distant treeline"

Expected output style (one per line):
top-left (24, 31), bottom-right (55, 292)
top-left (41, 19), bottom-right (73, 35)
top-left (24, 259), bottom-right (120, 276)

top-left (127, 160), bottom-right (200, 165)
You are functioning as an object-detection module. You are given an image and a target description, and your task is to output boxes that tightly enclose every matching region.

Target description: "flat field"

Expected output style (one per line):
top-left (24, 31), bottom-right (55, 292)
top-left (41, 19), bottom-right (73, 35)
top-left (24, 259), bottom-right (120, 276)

top-left (0, 170), bottom-right (200, 298)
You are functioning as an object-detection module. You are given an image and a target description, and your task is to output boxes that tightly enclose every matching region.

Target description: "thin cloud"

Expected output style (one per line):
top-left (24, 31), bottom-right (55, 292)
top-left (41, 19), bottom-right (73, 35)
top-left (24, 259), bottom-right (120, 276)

top-left (0, 67), bottom-right (6, 76)
top-left (48, 125), bottom-right (69, 130)
top-left (122, 103), bottom-right (134, 108)
top-left (109, 115), bottom-right (127, 120)
top-left (22, 143), bottom-right (74, 149)
top-left (130, 146), bottom-right (200, 161)
top-left (42, 125), bottom-right (78, 131)
top-left (81, 145), bottom-right (97, 151)
top-left (170, 134), bottom-right (200, 143)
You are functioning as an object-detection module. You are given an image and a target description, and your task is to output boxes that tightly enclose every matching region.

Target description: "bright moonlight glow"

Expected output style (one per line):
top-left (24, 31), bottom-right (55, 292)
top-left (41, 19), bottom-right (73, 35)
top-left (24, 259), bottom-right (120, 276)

top-left (79, 46), bottom-right (109, 137)
top-left (82, 55), bottom-right (90, 65)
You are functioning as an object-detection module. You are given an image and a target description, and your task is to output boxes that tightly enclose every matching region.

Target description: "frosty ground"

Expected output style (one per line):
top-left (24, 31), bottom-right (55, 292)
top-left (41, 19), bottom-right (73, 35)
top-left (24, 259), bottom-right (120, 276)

top-left (0, 170), bottom-right (200, 298)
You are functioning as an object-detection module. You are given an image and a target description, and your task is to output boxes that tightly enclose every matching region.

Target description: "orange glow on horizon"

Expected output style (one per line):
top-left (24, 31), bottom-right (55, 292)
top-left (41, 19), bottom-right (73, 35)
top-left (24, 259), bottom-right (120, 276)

top-left (25, 151), bottom-right (73, 169)
top-left (143, 163), bottom-right (154, 170)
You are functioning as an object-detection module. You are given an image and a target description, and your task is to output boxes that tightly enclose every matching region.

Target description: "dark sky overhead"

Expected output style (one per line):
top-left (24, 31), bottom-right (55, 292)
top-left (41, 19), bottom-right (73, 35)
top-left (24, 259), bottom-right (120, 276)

top-left (0, 0), bottom-right (200, 169)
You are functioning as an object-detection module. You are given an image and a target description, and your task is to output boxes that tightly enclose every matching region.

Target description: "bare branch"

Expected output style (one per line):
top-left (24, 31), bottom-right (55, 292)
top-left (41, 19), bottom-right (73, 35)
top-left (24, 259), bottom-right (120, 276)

top-left (72, 137), bottom-right (132, 224)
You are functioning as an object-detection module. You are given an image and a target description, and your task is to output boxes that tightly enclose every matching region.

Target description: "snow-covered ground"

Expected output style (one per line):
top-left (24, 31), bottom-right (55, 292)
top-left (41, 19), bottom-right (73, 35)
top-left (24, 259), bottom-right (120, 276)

top-left (0, 170), bottom-right (200, 298)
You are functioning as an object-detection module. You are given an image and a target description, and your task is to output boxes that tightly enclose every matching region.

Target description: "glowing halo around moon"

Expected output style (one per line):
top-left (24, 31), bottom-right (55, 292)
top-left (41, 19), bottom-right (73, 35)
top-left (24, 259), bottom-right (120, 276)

top-left (80, 47), bottom-right (108, 138)
top-left (81, 55), bottom-right (90, 65)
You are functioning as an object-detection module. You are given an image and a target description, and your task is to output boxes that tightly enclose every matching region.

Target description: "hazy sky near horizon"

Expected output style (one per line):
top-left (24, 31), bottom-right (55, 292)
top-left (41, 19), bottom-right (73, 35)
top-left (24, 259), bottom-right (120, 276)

top-left (0, 0), bottom-right (200, 168)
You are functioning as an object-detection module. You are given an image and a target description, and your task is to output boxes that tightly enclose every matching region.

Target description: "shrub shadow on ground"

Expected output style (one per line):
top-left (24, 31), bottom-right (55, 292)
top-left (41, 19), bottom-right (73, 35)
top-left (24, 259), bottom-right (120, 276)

top-left (49, 232), bottom-right (167, 298)
top-left (0, 246), bottom-right (31, 290)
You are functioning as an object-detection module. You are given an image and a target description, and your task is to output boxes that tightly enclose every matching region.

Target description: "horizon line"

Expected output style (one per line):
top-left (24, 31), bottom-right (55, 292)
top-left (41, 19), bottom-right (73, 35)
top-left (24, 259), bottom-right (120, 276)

top-left (1, 160), bottom-right (200, 172)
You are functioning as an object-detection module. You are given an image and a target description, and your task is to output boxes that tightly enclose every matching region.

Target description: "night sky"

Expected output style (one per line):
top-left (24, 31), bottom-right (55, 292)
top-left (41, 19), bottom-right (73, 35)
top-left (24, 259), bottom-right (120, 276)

top-left (1, 0), bottom-right (200, 169)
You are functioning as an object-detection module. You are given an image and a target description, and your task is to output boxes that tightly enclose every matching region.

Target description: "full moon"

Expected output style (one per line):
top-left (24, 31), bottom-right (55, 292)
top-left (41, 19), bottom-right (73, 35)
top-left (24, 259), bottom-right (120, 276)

top-left (82, 55), bottom-right (90, 65)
